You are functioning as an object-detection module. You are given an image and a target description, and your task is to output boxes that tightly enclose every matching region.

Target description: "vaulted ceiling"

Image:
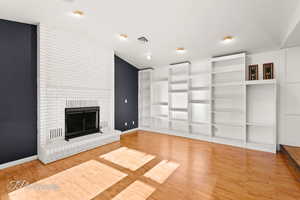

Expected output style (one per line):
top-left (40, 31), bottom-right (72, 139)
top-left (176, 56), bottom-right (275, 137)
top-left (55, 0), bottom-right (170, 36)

top-left (0, 0), bottom-right (300, 68)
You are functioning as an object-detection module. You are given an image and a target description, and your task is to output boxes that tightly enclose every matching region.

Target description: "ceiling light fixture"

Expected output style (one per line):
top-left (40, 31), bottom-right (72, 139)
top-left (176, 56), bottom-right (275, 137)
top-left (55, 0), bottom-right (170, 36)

top-left (119, 34), bottom-right (128, 41)
top-left (146, 54), bottom-right (152, 60)
top-left (222, 36), bottom-right (234, 43)
top-left (176, 47), bottom-right (186, 54)
top-left (72, 10), bottom-right (84, 17)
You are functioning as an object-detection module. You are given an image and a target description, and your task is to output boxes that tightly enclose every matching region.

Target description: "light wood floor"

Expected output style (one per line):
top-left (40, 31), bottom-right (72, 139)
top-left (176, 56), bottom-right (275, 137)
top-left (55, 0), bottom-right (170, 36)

top-left (8, 160), bottom-right (127, 200)
top-left (1, 130), bottom-right (300, 200)
top-left (100, 147), bottom-right (156, 171)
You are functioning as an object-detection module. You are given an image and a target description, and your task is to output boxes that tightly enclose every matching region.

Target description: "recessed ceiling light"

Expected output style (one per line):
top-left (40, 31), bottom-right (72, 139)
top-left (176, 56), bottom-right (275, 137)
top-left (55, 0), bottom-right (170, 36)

top-left (119, 34), bottom-right (128, 41)
top-left (222, 36), bottom-right (234, 43)
top-left (72, 10), bottom-right (84, 17)
top-left (146, 54), bottom-right (152, 60)
top-left (176, 47), bottom-right (186, 54)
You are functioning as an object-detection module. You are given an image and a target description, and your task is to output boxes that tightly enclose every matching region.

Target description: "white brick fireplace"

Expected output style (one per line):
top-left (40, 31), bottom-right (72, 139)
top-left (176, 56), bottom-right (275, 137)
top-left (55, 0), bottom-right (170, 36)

top-left (38, 24), bottom-right (119, 164)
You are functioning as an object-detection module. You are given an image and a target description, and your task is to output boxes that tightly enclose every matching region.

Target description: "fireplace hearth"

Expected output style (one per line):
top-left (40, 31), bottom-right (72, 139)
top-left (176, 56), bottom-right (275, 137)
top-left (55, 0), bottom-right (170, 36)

top-left (65, 107), bottom-right (100, 141)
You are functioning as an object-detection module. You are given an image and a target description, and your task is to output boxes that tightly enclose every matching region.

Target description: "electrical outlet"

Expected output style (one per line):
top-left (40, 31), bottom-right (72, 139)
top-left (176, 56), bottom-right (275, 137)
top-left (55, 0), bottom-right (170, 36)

top-left (124, 99), bottom-right (128, 103)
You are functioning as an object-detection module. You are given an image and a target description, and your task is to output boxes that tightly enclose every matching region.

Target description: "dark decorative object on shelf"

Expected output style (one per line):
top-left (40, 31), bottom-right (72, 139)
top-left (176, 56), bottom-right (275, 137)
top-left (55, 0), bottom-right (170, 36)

top-left (263, 63), bottom-right (274, 79)
top-left (249, 65), bottom-right (259, 80)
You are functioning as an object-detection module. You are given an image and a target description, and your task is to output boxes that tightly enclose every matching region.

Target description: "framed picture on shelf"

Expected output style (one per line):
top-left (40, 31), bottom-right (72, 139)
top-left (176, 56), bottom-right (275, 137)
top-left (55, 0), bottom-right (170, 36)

top-left (248, 65), bottom-right (258, 80)
top-left (263, 63), bottom-right (274, 79)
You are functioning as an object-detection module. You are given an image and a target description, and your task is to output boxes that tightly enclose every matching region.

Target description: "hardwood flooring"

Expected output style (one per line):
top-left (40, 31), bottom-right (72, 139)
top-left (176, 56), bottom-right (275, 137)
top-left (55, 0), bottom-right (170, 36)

top-left (8, 160), bottom-right (127, 200)
top-left (281, 145), bottom-right (300, 181)
top-left (1, 130), bottom-right (300, 200)
top-left (112, 181), bottom-right (155, 200)
top-left (282, 145), bottom-right (300, 166)
top-left (144, 160), bottom-right (179, 184)
top-left (100, 147), bottom-right (155, 171)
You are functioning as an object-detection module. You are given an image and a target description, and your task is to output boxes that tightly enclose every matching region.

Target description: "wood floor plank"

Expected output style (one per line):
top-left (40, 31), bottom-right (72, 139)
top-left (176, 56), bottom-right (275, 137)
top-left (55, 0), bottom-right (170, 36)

top-left (100, 147), bottom-right (155, 171)
top-left (8, 160), bottom-right (127, 200)
top-left (144, 160), bottom-right (179, 184)
top-left (112, 181), bottom-right (155, 200)
top-left (1, 131), bottom-right (300, 200)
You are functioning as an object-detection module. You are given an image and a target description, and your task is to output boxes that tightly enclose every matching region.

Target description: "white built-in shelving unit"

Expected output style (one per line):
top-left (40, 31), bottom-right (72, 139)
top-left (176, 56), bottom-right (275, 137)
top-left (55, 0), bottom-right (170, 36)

top-left (168, 63), bottom-right (190, 132)
top-left (138, 69), bottom-right (152, 128)
top-left (210, 53), bottom-right (247, 148)
top-left (245, 79), bottom-right (277, 152)
top-left (151, 67), bottom-right (169, 130)
top-left (139, 53), bottom-right (277, 153)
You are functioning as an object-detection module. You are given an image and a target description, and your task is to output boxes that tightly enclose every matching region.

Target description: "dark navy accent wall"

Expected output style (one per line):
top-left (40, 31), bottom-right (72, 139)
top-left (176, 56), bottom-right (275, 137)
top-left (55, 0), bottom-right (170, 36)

top-left (0, 20), bottom-right (37, 164)
top-left (114, 55), bottom-right (139, 132)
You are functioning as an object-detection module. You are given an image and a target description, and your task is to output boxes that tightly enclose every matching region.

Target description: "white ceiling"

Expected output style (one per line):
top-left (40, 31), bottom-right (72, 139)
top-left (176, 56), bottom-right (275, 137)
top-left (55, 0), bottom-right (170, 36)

top-left (282, 2), bottom-right (300, 48)
top-left (0, 0), bottom-right (300, 68)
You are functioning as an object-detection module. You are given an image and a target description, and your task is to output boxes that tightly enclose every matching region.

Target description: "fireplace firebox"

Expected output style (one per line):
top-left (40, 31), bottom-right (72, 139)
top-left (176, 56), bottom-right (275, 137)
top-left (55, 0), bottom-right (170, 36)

top-left (65, 107), bottom-right (100, 141)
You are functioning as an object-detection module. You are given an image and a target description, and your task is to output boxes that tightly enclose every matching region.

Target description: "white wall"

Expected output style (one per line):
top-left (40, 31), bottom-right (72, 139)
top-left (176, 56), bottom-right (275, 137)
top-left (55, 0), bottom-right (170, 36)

top-left (38, 24), bottom-right (115, 161)
top-left (282, 46), bottom-right (300, 146)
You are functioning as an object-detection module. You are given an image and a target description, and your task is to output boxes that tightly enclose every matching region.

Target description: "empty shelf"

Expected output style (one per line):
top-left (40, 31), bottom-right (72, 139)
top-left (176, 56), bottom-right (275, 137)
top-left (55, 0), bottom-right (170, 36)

top-left (212, 96), bottom-right (241, 101)
top-left (154, 115), bottom-right (169, 119)
top-left (153, 78), bottom-right (168, 83)
top-left (246, 122), bottom-right (274, 127)
top-left (190, 121), bottom-right (210, 125)
top-left (211, 108), bottom-right (243, 113)
top-left (246, 79), bottom-right (276, 85)
top-left (169, 89), bottom-right (188, 93)
top-left (212, 68), bottom-right (242, 74)
top-left (153, 102), bottom-right (168, 106)
top-left (212, 82), bottom-right (243, 87)
top-left (139, 116), bottom-right (151, 119)
top-left (189, 86), bottom-right (209, 91)
top-left (189, 73), bottom-right (210, 79)
top-left (170, 73), bottom-right (188, 78)
top-left (170, 80), bottom-right (188, 84)
top-left (189, 100), bottom-right (210, 104)
top-left (171, 118), bottom-right (188, 122)
top-left (212, 122), bottom-right (244, 127)
top-left (170, 108), bottom-right (188, 112)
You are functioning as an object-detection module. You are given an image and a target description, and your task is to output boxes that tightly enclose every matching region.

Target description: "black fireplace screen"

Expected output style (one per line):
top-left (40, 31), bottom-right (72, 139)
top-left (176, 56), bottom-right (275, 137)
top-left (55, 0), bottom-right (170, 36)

top-left (65, 107), bottom-right (100, 140)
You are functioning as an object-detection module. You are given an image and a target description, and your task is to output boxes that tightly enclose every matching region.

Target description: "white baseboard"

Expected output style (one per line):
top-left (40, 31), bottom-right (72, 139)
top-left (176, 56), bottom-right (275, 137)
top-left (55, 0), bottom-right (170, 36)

top-left (139, 127), bottom-right (276, 153)
top-left (0, 155), bottom-right (38, 170)
top-left (121, 128), bottom-right (139, 135)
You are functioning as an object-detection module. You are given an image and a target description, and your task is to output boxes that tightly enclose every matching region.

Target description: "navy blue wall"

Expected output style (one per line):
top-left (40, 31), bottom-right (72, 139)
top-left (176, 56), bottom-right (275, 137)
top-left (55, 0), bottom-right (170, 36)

top-left (114, 56), bottom-right (139, 131)
top-left (0, 20), bottom-right (37, 164)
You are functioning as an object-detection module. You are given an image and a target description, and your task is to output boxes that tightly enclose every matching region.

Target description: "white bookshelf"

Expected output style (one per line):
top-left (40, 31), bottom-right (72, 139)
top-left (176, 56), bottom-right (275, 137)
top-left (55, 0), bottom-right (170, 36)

top-left (168, 63), bottom-right (190, 133)
top-left (139, 53), bottom-right (277, 153)
top-left (151, 67), bottom-right (169, 129)
top-left (211, 53), bottom-right (246, 147)
top-left (138, 70), bottom-right (152, 128)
